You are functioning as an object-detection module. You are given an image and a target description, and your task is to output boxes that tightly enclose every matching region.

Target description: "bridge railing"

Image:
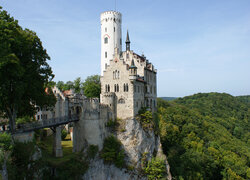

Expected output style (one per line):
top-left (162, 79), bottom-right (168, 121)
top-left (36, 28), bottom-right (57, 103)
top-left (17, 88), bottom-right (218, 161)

top-left (17, 114), bottom-right (79, 132)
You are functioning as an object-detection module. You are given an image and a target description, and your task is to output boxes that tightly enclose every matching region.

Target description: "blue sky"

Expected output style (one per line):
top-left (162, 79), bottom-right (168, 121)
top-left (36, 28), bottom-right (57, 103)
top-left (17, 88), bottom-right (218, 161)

top-left (1, 0), bottom-right (250, 97)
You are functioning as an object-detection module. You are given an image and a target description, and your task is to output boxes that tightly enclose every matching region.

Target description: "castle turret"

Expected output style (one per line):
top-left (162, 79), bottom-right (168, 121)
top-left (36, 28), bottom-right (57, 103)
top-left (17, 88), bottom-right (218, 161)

top-left (100, 11), bottom-right (122, 75)
top-left (125, 30), bottom-right (130, 51)
top-left (129, 59), bottom-right (137, 80)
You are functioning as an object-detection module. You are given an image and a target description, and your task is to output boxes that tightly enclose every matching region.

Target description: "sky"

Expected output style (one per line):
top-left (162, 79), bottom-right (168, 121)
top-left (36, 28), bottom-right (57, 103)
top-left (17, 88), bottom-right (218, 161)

top-left (1, 0), bottom-right (250, 97)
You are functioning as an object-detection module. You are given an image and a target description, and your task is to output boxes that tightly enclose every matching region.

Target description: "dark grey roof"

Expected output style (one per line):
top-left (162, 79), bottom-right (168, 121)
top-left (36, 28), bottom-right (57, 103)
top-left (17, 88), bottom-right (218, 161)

top-left (126, 30), bottom-right (130, 43)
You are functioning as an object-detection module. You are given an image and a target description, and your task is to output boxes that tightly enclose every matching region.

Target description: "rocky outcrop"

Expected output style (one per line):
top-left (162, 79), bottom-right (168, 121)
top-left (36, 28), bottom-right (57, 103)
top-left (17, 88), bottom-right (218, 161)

top-left (82, 118), bottom-right (171, 180)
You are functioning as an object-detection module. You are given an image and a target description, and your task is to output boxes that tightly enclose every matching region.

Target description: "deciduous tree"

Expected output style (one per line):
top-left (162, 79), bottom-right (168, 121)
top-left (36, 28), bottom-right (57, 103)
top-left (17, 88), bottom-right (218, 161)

top-left (0, 7), bottom-right (56, 133)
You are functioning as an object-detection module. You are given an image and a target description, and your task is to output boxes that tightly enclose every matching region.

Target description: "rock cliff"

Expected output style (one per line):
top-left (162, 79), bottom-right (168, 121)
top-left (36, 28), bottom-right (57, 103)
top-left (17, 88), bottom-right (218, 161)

top-left (82, 118), bottom-right (171, 180)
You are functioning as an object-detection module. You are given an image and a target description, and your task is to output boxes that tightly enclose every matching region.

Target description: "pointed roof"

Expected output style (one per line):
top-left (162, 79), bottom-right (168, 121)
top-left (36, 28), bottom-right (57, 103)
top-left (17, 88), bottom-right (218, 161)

top-left (126, 30), bottom-right (130, 43)
top-left (129, 59), bottom-right (137, 69)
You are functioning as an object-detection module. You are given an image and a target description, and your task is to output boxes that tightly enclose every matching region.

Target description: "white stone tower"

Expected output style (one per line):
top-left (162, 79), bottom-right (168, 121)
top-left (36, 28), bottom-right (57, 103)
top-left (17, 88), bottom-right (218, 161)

top-left (100, 11), bottom-right (122, 75)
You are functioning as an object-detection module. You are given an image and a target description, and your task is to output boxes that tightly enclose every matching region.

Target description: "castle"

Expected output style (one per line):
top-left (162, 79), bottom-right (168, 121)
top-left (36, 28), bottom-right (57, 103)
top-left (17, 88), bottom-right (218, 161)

top-left (33, 10), bottom-right (158, 153)
top-left (100, 11), bottom-right (157, 119)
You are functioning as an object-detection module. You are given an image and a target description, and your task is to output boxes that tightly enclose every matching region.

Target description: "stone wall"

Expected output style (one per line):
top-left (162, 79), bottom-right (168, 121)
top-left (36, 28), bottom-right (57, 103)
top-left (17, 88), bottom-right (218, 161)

top-left (73, 100), bottom-right (112, 151)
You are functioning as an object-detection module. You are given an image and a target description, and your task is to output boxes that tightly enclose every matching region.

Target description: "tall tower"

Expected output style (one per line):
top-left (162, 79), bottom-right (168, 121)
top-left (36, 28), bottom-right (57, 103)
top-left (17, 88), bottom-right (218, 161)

top-left (100, 11), bottom-right (122, 75)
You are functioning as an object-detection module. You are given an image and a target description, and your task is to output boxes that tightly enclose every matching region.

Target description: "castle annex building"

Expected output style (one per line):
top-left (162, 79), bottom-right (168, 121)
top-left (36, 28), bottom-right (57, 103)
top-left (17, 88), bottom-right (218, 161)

top-left (100, 11), bottom-right (157, 119)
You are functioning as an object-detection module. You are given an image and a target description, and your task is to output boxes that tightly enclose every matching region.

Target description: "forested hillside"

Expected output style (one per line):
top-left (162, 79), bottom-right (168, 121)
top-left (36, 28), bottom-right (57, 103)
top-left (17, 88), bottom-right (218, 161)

top-left (157, 93), bottom-right (250, 180)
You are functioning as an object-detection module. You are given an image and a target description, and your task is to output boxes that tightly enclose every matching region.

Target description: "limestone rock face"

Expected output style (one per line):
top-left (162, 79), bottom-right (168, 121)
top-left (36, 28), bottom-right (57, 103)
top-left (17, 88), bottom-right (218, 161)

top-left (82, 118), bottom-right (171, 180)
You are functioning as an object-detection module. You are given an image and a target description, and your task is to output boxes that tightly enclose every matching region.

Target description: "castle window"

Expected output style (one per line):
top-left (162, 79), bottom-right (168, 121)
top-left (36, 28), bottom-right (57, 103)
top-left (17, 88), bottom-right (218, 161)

top-left (117, 84), bottom-right (119, 92)
top-left (105, 63), bottom-right (107, 69)
top-left (104, 37), bottom-right (108, 44)
top-left (108, 85), bottom-right (110, 92)
top-left (114, 84), bottom-right (117, 92)
top-left (105, 27), bottom-right (107, 32)
top-left (123, 84), bottom-right (126, 92)
top-left (126, 83), bottom-right (129, 92)
top-left (118, 98), bottom-right (125, 104)
top-left (105, 52), bottom-right (107, 58)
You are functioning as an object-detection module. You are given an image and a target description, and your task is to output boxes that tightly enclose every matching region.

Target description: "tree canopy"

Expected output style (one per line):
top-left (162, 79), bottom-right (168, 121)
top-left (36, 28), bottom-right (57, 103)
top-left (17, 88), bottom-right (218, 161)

top-left (157, 93), bottom-right (250, 179)
top-left (56, 75), bottom-right (101, 98)
top-left (0, 7), bottom-right (56, 133)
top-left (82, 75), bottom-right (100, 98)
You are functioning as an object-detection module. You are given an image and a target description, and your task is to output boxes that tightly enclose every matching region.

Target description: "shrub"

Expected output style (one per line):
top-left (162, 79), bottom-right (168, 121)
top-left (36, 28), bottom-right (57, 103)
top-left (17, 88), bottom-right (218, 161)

top-left (61, 129), bottom-right (67, 140)
top-left (16, 116), bottom-right (33, 125)
top-left (87, 145), bottom-right (99, 159)
top-left (101, 135), bottom-right (125, 168)
top-left (137, 109), bottom-right (154, 131)
top-left (144, 157), bottom-right (167, 180)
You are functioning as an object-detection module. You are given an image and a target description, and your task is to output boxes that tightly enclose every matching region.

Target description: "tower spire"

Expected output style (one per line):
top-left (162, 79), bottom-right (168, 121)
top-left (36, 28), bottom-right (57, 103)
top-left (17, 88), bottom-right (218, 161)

top-left (126, 30), bottom-right (130, 51)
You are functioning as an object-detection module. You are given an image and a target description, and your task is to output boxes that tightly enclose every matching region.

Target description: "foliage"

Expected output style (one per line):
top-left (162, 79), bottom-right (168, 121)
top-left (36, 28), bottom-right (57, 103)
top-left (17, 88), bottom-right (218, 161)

top-left (137, 108), bottom-right (154, 131)
top-left (0, 7), bottom-right (56, 133)
top-left (82, 75), bottom-right (101, 98)
top-left (7, 141), bottom-right (45, 180)
top-left (61, 129), bottom-right (67, 140)
top-left (87, 145), bottom-right (99, 159)
top-left (0, 133), bottom-right (12, 152)
top-left (144, 157), bottom-right (167, 180)
top-left (101, 135), bottom-right (125, 168)
top-left (106, 119), bottom-right (118, 132)
top-left (56, 75), bottom-right (101, 97)
top-left (16, 116), bottom-right (34, 125)
top-left (37, 134), bottom-right (88, 179)
top-left (56, 79), bottom-right (77, 92)
top-left (157, 92), bottom-right (250, 179)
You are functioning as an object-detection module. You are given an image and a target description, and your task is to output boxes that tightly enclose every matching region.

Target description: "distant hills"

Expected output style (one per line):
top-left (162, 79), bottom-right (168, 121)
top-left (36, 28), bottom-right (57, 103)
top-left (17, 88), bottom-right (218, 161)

top-left (159, 97), bottom-right (178, 101)
top-left (157, 92), bottom-right (250, 179)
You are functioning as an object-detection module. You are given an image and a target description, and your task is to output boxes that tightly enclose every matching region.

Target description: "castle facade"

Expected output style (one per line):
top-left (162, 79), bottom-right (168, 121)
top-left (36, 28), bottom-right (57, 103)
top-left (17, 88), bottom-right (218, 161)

top-left (100, 11), bottom-right (157, 119)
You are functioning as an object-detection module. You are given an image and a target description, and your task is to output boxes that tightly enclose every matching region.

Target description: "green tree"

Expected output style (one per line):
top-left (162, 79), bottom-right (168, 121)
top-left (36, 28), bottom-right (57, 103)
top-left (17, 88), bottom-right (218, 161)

top-left (82, 75), bottom-right (101, 98)
top-left (74, 77), bottom-right (82, 93)
top-left (0, 133), bottom-right (12, 179)
top-left (0, 7), bottom-right (56, 133)
top-left (56, 81), bottom-right (65, 91)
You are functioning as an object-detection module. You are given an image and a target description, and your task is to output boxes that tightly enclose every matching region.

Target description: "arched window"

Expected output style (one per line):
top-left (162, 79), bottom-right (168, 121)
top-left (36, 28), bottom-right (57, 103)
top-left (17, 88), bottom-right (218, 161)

top-left (108, 85), bottom-right (110, 92)
top-left (123, 84), bottom-right (126, 92)
top-left (114, 84), bottom-right (117, 92)
top-left (117, 84), bottom-right (119, 92)
top-left (104, 37), bottom-right (108, 44)
top-left (126, 83), bottom-right (129, 92)
top-left (118, 98), bottom-right (125, 104)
